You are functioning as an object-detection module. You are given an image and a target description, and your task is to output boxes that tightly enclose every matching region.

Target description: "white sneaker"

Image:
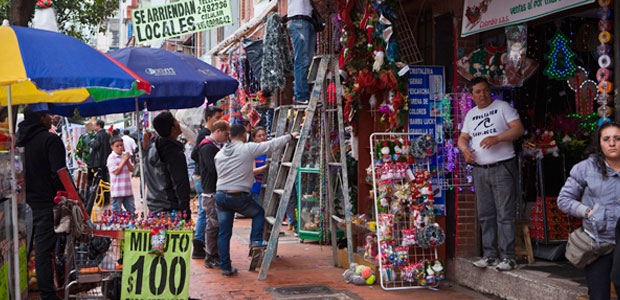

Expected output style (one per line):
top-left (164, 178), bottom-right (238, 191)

top-left (496, 258), bottom-right (517, 271)
top-left (473, 257), bottom-right (499, 268)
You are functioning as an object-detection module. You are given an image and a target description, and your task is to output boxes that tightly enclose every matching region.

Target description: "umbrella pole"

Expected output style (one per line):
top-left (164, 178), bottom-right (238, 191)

top-left (7, 86), bottom-right (22, 300)
top-left (136, 98), bottom-right (147, 216)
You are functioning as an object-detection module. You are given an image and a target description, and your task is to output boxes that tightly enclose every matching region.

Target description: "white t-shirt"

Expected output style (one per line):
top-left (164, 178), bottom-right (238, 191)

top-left (288, 0), bottom-right (312, 17)
top-left (122, 135), bottom-right (137, 155)
top-left (461, 100), bottom-right (520, 165)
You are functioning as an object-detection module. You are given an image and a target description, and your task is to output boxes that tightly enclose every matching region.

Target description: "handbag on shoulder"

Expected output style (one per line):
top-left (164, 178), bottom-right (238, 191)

top-left (310, 0), bottom-right (325, 32)
top-left (565, 226), bottom-right (614, 268)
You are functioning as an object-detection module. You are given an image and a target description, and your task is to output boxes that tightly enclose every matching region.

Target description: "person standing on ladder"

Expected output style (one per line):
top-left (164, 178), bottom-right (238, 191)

top-left (287, 0), bottom-right (316, 105)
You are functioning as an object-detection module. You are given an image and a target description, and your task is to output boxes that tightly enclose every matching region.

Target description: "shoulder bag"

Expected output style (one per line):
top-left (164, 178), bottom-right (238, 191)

top-left (310, 0), bottom-right (326, 32)
top-left (565, 226), bottom-right (614, 268)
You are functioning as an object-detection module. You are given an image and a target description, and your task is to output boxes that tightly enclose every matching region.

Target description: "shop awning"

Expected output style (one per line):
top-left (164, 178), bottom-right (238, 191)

top-left (206, 0), bottom-right (278, 56)
top-left (461, 0), bottom-right (594, 37)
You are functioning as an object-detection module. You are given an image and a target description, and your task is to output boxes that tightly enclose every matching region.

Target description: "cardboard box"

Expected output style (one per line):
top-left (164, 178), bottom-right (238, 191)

top-left (337, 248), bottom-right (377, 273)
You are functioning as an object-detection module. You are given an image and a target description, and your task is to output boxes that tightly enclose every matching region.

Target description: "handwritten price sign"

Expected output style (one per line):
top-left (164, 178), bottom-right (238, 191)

top-left (121, 230), bottom-right (192, 300)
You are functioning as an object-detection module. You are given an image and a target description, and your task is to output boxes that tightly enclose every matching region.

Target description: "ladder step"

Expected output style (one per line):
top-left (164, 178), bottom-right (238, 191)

top-left (332, 215), bottom-right (344, 223)
top-left (328, 162), bottom-right (342, 167)
top-left (325, 108), bottom-right (337, 112)
top-left (266, 216), bottom-right (276, 225)
top-left (274, 189), bottom-right (284, 195)
top-left (281, 162), bottom-right (293, 167)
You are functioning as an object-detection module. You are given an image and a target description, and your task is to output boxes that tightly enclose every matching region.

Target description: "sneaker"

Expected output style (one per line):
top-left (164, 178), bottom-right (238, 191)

top-left (496, 258), bottom-right (517, 271)
top-left (204, 259), bottom-right (221, 269)
top-left (472, 257), bottom-right (499, 268)
top-left (250, 240), bottom-right (268, 249)
top-left (294, 99), bottom-right (309, 105)
top-left (191, 239), bottom-right (206, 259)
top-left (221, 267), bottom-right (238, 277)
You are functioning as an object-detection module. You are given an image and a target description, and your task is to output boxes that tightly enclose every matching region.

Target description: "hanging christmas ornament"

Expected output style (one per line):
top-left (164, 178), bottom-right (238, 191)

top-left (596, 0), bottom-right (613, 124)
top-left (544, 30), bottom-right (578, 80)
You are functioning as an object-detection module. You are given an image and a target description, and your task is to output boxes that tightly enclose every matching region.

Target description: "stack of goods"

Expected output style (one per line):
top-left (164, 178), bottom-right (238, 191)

top-left (529, 197), bottom-right (581, 241)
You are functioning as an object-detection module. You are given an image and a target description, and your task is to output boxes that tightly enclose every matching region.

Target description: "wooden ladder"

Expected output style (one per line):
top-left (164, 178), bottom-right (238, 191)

top-left (255, 55), bottom-right (330, 280)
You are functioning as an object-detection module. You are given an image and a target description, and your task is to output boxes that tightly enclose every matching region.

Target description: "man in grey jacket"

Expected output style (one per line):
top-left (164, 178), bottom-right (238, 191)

top-left (214, 124), bottom-right (299, 276)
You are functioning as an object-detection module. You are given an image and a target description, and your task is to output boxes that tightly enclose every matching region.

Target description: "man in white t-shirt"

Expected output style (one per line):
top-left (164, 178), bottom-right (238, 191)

top-left (122, 129), bottom-right (138, 160)
top-left (458, 77), bottom-right (524, 272)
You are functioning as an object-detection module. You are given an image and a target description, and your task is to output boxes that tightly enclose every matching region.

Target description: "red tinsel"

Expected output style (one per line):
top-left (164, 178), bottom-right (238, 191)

top-left (357, 69), bottom-right (378, 94)
top-left (379, 69), bottom-right (398, 90)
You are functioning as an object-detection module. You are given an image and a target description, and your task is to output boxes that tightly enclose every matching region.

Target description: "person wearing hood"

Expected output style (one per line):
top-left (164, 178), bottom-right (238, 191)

top-left (214, 124), bottom-right (299, 276)
top-left (141, 111), bottom-right (191, 217)
top-left (17, 106), bottom-right (66, 300)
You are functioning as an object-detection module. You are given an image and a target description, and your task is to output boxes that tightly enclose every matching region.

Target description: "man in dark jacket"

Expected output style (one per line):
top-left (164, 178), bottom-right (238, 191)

top-left (88, 119), bottom-right (111, 205)
top-left (17, 106), bottom-right (66, 300)
top-left (142, 112), bottom-right (191, 217)
top-left (197, 120), bottom-right (229, 268)
top-left (190, 105), bottom-right (222, 259)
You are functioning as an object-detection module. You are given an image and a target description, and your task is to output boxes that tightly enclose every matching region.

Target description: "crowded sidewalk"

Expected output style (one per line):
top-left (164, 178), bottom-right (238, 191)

top-left (129, 178), bottom-right (489, 300)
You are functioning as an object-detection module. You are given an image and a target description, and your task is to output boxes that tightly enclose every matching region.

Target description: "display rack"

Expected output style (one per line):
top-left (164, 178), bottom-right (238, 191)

top-left (370, 132), bottom-right (445, 291)
top-left (63, 234), bottom-right (123, 300)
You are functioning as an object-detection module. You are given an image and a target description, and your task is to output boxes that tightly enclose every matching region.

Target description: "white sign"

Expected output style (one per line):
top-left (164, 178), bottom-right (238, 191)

top-left (461, 0), bottom-right (595, 37)
top-left (132, 0), bottom-right (233, 43)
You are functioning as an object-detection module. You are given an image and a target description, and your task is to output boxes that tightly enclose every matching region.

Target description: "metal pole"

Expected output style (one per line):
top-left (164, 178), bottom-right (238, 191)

top-left (615, 0), bottom-right (620, 122)
top-left (8, 86), bottom-right (22, 300)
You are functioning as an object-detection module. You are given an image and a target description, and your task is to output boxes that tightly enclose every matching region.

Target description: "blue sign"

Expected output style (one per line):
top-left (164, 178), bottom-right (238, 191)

top-left (408, 66), bottom-right (445, 215)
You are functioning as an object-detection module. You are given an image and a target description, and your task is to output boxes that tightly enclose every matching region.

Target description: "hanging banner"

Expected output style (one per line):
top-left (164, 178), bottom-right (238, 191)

top-left (461, 0), bottom-right (594, 37)
top-left (121, 230), bottom-right (192, 300)
top-left (132, 0), bottom-right (233, 43)
top-left (408, 66), bottom-right (445, 216)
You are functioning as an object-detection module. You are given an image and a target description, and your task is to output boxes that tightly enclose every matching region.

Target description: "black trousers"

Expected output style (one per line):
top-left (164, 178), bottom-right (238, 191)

top-left (610, 220), bottom-right (620, 288)
top-left (32, 206), bottom-right (60, 300)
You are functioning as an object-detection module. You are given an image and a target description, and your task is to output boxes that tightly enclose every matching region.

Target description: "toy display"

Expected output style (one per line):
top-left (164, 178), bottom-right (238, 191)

top-left (342, 263), bottom-right (376, 285)
top-left (370, 133), bottom-right (446, 290)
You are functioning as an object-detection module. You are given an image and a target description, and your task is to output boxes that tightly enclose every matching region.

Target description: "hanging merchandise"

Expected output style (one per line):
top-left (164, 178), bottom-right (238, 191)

top-left (370, 132), bottom-right (445, 290)
top-left (543, 30), bottom-right (578, 80)
top-left (457, 43), bottom-right (538, 87)
top-left (338, 0), bottom-right (409, 133)
top-left (260, 12), bottom-right (294, 99)
top-left (595, 0), bottom-right (613, 125)
top-left (504, 24), bottom-right (529, 87)
top-left (566, 67), bottom-right (597, 117)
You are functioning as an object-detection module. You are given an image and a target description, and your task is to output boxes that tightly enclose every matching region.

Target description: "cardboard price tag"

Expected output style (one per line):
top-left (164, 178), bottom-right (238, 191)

top-left (121, 230), bottom-right (192, 299)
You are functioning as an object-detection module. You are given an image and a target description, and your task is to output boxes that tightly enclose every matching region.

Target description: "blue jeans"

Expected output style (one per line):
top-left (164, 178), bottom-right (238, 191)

top-left (215, 191), bottom-right (265, 271)
top-left (288, 19), bottom-right (316, 101)
top-left (193, 175), bottom-right (206, 243)
top-left (112, 195), bottom-right (135, 214)
top-left (472, 158), bottom-right (518, 260)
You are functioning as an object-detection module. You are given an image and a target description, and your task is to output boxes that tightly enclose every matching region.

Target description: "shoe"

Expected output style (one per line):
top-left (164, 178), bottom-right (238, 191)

top-left (294, 99), bottom-right (309, 105)
top-left (496, 258), bottom-right (517, 271)
top-left (472, 257), bottom-right (499, 268)
top-left (204, 259), bottom-right (221, 269)
top-left (249, 240), bottom-right (268, 249)
top-left (221, 267), bottom-right (238, 276)
top-left (191, 239), bottom-right (206, 259)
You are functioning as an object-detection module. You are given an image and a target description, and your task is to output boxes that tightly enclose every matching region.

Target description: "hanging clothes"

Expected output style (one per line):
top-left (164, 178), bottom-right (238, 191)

top-left (260, 12), bottom-right (294, 97)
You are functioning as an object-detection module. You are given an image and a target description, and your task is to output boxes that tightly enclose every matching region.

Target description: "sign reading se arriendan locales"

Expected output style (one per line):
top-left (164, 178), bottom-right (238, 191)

top-left (132, 0), bottom-right (233, 43)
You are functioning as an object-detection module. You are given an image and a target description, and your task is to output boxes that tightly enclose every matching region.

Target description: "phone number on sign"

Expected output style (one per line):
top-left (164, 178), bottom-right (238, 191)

top-left (197, 0), bottom-right (228, 13)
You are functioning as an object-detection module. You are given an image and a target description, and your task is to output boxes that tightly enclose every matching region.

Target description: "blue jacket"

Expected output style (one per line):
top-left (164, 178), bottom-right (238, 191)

top-left (557, 156), bottom-right (620, 244)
